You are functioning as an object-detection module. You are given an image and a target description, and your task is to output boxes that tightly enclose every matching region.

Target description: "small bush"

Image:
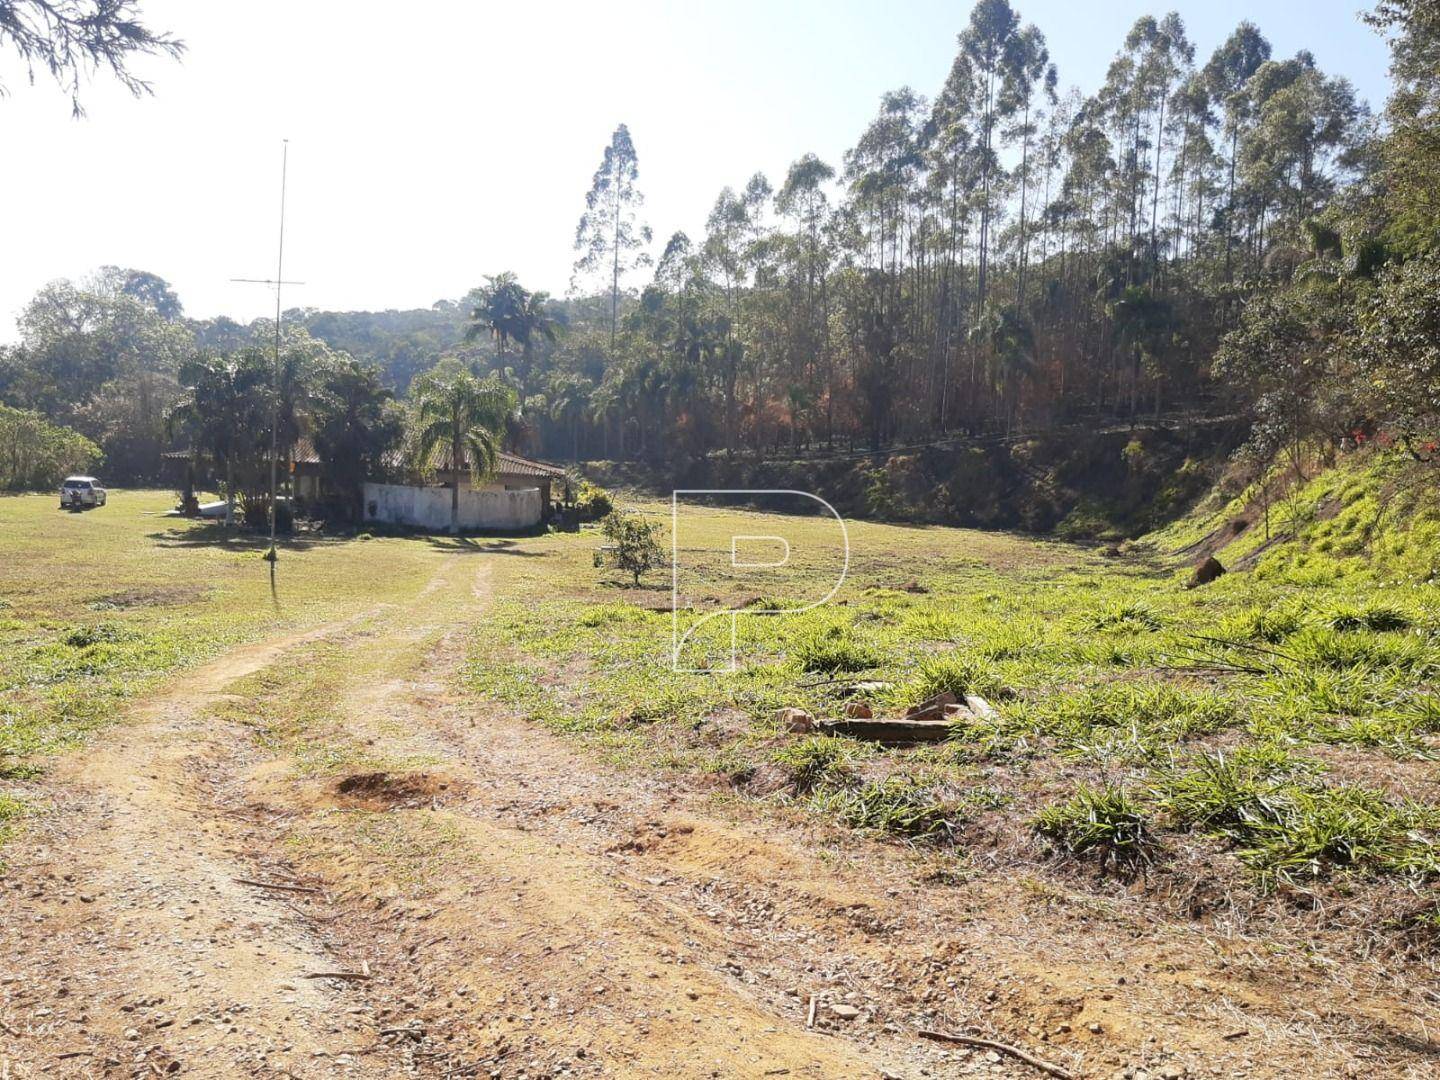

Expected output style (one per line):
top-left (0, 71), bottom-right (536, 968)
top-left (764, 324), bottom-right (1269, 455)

top-left (907, 653), bottom-right (1005, 701)
top-left (62, 624), bottom-right (130, 648)
top-left (1217, 605), bottom-right (1304, 643)
top-left (1324, 604), bottom-right (1412, 633)
top-left (1087, 601), bottom-right (1162, 632)
top-left (574, 480), bottom-right (613, 521)
top-left (1032, 784), bottom-right (1154, 871)
top-left (598, 510), bottom-right (662, 586)
top-left (1238, 786), bottom-right (1440, 886)
top-left (1157, 745), bottom-right (1316, 833)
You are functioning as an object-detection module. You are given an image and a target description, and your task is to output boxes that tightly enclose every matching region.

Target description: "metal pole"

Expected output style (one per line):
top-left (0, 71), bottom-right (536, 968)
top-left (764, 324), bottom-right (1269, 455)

top-left (269, 139), bottom-right (289, 560)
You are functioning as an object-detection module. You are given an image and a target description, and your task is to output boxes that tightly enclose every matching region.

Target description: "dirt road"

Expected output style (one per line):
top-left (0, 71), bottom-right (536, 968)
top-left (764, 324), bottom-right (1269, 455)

top-left (2, 554), bottom-right (1435, 1078)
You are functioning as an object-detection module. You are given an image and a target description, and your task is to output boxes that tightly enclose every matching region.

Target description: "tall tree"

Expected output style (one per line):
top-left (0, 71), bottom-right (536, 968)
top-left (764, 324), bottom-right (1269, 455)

top-left (1203, 22), bottom-right (1273, 281)
top-left (573, 123), bottom-right (652, 351)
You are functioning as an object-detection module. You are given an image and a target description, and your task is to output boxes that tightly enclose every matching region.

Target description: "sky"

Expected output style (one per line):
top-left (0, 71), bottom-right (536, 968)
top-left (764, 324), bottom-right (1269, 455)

top-left (1, 0), bottom-right (1394, 341)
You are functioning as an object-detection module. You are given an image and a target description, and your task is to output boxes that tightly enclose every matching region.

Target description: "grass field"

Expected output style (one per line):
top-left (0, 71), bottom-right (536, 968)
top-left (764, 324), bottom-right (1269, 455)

top-left (0, 490), bottom-right (446, 842)
top-left (4, 459), bottom-right (1439, 943)
top-left (469, 468), bottom-right (1440, 938)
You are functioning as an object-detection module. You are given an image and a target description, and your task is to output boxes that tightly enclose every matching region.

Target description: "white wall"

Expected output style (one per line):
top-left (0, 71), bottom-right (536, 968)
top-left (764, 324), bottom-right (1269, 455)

top-left (363, 483), bottom-right (542, 532)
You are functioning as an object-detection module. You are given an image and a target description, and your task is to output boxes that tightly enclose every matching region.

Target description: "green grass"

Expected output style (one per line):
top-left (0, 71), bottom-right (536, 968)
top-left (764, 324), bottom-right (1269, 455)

top-left (0, 490), bottom-right (443, 778)
top-left (462, 461), bottom-right (1440, 909)
top-left (7, 455), bottom-right (1440, 923)
top-left (1032, 784), bottom-right (1155, 872)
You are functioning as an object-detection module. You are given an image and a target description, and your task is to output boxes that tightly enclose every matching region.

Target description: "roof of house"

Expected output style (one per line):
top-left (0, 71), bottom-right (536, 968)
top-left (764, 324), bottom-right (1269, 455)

top-left (412, 446), bottom-right (567, 480)
top-left (164, 440), bottom-right (566, 480)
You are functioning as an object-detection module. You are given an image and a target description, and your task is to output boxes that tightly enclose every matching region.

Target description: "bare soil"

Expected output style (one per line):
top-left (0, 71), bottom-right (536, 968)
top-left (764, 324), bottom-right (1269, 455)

top-left (2, 556), bottom-right (1437, 1078)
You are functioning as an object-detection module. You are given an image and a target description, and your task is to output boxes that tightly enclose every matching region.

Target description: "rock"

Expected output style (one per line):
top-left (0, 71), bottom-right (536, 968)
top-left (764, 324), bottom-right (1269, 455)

top-left (845, 681), bottom-right (893, 696)
top-left (828, 1003), bottom-right (860, 1020)
top-left (906, 691), bottom-right (958, 717)
top-left (963, 694), bottom-right (998, 720)
top-left (843, 702), bottom-right (873, 719)
top-left (1087, 1022), bottom-right (1103, 1034)
top-left (774, 707), bottom-right (814, 733)
top-left (1186, 556), bottom-right (1225, 589)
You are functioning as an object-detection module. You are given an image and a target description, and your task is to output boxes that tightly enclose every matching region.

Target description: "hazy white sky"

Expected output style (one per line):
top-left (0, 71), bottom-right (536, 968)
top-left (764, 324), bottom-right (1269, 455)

top-left (2, 0), bottom-right (1392, 340)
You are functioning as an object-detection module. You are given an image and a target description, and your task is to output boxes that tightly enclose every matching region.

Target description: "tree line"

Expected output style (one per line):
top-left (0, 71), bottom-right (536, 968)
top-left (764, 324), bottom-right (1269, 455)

top-left (2, 0), bottom-right (1437, 513)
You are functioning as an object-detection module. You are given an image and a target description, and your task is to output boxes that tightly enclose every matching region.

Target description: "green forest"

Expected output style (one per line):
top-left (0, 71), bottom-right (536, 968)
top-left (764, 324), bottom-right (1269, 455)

top-left (2, 0), bottom-right (1437, 535)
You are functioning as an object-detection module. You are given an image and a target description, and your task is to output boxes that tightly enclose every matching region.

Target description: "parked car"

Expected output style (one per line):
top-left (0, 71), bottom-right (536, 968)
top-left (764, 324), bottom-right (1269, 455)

top-left (59, 476), bottom-right (107, 509)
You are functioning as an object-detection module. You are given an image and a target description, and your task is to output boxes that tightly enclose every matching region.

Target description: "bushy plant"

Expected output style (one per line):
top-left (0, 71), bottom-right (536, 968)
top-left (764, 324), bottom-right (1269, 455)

top-left (1032, 784), bottom-right (1155, 871)
top-left (575, 480), bottom-right (613, 521)
top-left (598, 509), bottom-right (662, 586)
top-left (771, 736), bottom-right (859, 793)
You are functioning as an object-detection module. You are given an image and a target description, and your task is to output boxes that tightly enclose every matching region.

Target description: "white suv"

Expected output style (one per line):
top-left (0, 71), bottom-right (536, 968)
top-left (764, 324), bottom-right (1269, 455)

top-left (60, 476), bottom-right (107, 509)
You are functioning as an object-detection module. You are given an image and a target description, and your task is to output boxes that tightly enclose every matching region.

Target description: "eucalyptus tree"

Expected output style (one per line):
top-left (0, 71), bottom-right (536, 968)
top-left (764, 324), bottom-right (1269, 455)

top-left (776, 155), bottom-right (837, 440)
top-left (703, 174), bottom-right (772, 449)
top-left (573, 123), bottom-right (652, 351)
top-left (953, 0), bottom-right (1047, 314)
top-left (1203, 22), bottom-right (1273, 280)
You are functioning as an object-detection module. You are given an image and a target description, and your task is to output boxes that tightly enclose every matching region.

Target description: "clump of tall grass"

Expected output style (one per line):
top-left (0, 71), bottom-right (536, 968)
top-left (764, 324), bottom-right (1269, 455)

top-left (822, 775), bottom-right (956, 843)
top-left (1006, 681), bottom-right (1237, 761)
top-left (771, 736), bottom-right (861, 794)
top-left (791, 624), bottom-right (882, 674)
top-left (1032, 784), bottom-right (1155, 872)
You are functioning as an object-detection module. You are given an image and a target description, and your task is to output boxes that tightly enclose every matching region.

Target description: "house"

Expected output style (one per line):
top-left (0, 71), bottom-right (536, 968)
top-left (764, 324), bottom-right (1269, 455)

top-left (163, 440), bottom-right (568, 532)
top-left (363, 445), bottom-right (568, 533)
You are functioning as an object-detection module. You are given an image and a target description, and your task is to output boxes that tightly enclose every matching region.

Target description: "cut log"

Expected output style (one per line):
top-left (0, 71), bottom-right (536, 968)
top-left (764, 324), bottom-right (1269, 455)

top-left (816, 717), bottom-right (953, 745)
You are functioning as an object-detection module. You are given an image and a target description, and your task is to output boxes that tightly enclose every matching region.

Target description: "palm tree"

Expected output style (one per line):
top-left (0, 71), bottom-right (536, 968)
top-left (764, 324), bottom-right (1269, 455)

top-left (166, 351), bottom-right (271, 527)
top-left (413, 370), bottom-right (518, 535)
top-left (547, 373), bottom-right (593, 462)
top-left (465, 273), bottom-right (561, 390)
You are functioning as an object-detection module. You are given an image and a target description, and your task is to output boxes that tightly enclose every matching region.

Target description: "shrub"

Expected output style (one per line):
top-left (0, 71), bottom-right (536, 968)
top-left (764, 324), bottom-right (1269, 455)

top-left (1324, 604), bottom-right (1412, 633)
top-left (1156, 745), bottom-right (1314, 833)
top-left (0, 404), bottom-right (101, 491)
top-left (1238, 786), bottom-right (1440, 886)
top-left (908, 653), bottom-right (1005, 701)
top-left (574, 480), bottom-right (613, 521)
top-left (598, 510), bottom-right (662, 586)
top-left (792, 624), bottom-right (881, 673)
top-left (1086, 601), bottom-right (1163, 632)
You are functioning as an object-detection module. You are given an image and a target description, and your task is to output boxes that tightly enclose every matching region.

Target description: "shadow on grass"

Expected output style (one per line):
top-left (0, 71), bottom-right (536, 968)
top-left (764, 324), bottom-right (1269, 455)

top-left (145, 524), bottom-right (345, 551)
top-left (420, 536), bottom-right (548, 557)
